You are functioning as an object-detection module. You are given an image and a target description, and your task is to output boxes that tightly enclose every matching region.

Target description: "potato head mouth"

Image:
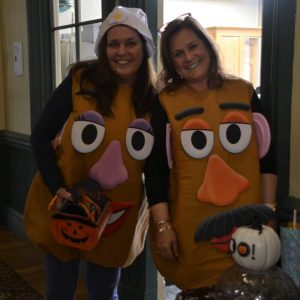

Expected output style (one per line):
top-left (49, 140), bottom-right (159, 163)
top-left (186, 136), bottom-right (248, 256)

top-left (102, 201), bottom-right (134, 236)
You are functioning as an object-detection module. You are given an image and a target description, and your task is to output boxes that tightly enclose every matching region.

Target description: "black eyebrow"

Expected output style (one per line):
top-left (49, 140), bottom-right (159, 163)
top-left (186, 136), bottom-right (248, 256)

top-left (219, 102), bottom-right (250, 111)
top-left (175, 107), bottom-right (204, 120)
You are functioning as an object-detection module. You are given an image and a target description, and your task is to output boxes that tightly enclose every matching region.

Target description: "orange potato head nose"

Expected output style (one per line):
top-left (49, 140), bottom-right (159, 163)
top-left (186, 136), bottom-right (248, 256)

top-left (197, 154), bottom-right (250, 206)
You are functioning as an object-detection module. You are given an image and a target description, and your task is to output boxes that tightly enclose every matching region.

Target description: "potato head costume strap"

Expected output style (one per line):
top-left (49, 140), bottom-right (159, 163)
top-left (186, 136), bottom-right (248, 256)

top-left (24, 6), bottom-right (155, 267)
top-left (150, 79), bottom-right (274, 290)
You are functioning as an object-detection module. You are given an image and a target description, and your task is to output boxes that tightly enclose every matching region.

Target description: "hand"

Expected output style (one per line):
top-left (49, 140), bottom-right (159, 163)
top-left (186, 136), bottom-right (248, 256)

top-left (54, 187), bottom-right (73, 209)
top-left (155, 224), bottom-right (179, 261)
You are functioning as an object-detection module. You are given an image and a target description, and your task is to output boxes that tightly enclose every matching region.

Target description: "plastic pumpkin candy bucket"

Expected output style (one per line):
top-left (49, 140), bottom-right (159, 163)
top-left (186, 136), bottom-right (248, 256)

top-left (48, 192), bottom-right (113, 250)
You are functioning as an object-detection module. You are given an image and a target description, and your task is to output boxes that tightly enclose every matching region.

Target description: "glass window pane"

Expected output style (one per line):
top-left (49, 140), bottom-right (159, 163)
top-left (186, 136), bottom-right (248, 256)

top-left (80, 23), bottom-right (100, 61)
top-left (79, 0), bottom-right (102, 22)
top-left (52, 0), bottom-right (75, 27)
top-left (54, 28), bottom-right (76, 85)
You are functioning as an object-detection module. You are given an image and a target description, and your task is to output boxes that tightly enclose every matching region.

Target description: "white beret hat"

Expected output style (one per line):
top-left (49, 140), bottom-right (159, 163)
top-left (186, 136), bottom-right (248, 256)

top-left (94, 6), bottom-right (155, 57)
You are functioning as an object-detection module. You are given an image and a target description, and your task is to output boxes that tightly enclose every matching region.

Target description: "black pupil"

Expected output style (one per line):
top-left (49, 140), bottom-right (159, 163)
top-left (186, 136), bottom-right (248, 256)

top-left (132, 131), bottom-right (145, 151)
top-left (226, 124), bottom-right (241, 144)
top-left (82, 124), bottom-right (97, 145)
top-left (192, 131), bottom-right (206, 149)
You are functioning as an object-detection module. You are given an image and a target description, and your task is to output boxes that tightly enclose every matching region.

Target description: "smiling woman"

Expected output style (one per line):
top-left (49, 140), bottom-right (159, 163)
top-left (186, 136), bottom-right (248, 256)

top-left (145, 13), bottom-right (277, 298)
top-left (161, 0), bottom-right (263, 90)
top-left (106, 26), bottom-right (144, 85)
top-left (169, 28), bottom-right (211, 92)
top-left (23, 6), bottom-right (157, 300)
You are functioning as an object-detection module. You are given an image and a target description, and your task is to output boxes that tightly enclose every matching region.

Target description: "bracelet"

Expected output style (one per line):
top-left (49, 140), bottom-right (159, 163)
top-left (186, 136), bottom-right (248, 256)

top-left (157, 225), bottom-right (173, 233)
top-left (154, 220), bottom-right (170, 225)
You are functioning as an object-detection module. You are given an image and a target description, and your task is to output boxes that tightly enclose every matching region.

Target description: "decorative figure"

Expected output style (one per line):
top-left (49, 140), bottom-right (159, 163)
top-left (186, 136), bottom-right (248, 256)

top-left (210, 222), bottom-right (300, 299)
top-left (230, 222), bottom-right (281, 271)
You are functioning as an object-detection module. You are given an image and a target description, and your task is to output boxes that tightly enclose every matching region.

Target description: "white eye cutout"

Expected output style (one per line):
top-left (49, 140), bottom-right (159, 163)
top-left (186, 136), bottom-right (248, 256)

top-left (219, 123), bottom-right (252, 154)
top-left (126, 119), bottom-right (154, 160)
top-left (71, 112), bottom-right (105, 153)
top-left (181, 129), bottom-right (214, 159)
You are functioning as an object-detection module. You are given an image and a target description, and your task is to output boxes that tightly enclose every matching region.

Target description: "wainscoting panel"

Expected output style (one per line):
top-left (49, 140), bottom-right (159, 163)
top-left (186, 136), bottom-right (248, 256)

top-left (0, 130), bottom-right (36, 237)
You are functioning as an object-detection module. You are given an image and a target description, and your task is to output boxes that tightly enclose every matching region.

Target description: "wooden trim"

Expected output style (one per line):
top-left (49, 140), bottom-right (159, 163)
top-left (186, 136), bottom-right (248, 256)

top-left (26, 0), bottom-right (53, 128)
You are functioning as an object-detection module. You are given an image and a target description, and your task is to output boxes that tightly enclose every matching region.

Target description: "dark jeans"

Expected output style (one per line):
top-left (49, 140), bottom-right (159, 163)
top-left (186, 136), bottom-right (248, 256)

top-left (45, 254), bottom-right (120, 300)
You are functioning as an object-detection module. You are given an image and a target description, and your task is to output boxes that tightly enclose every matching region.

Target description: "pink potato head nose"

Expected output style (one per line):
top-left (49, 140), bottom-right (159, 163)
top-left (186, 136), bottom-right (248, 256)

top-left (89, 140), bottom-right (129, 189)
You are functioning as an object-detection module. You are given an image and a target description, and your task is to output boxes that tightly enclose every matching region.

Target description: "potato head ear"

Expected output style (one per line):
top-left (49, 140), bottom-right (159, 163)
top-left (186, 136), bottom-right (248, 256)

top-left (252, 112), bottom-right (271, 158)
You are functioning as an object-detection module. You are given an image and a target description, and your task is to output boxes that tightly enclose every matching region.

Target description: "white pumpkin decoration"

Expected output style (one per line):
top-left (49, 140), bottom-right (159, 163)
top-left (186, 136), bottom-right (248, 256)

top-left (229, 224), bottom-right (281, 271)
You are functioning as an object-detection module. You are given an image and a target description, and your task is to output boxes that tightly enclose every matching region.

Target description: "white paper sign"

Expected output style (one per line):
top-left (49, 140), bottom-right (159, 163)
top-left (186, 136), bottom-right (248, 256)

top-left (13, 41), bottom-right (24, 76)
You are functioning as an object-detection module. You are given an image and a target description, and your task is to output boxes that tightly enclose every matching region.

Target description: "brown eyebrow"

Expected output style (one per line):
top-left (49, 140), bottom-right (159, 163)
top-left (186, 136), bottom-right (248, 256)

top-left (219, 102), bottom-right (250, 111)
top-left (175, 107), bottom-right (204, 120)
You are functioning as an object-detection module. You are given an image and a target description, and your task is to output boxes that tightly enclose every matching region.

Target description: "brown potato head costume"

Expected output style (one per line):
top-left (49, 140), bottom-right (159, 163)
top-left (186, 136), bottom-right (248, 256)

top-left (150, 79), bottom-right (275, 290)
top-left (24, 6), bottom-right (157, 269)
top-left (24, 73), bottom-right (154, 267)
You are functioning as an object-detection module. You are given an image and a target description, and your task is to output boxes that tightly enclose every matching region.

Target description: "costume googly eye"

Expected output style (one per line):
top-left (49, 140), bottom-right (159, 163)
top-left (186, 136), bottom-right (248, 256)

top-left (219, 112), bottom-right (252, 154)
top-left (71, 111), bottom-right (105, 153)
top-left (219, 123), bottom-right (252, 153)
top-left (126, 119), bottom-right (154, 160)
top-left (180, 118), bottom-right (214, 159)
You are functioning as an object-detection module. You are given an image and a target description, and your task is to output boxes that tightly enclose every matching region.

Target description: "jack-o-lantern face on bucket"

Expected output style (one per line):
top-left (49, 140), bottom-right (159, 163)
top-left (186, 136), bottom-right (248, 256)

top-left (49, 193), bottom-right (113, 251)
top-left (51, 214), bottom-right (101, 250)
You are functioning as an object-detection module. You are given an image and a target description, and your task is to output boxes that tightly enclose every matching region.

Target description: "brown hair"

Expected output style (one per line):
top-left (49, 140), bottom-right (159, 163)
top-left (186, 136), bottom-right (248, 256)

top-left (158, 16), bottom-right (225, 92)
top-left (70, 29), bottom-right (157, 117)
